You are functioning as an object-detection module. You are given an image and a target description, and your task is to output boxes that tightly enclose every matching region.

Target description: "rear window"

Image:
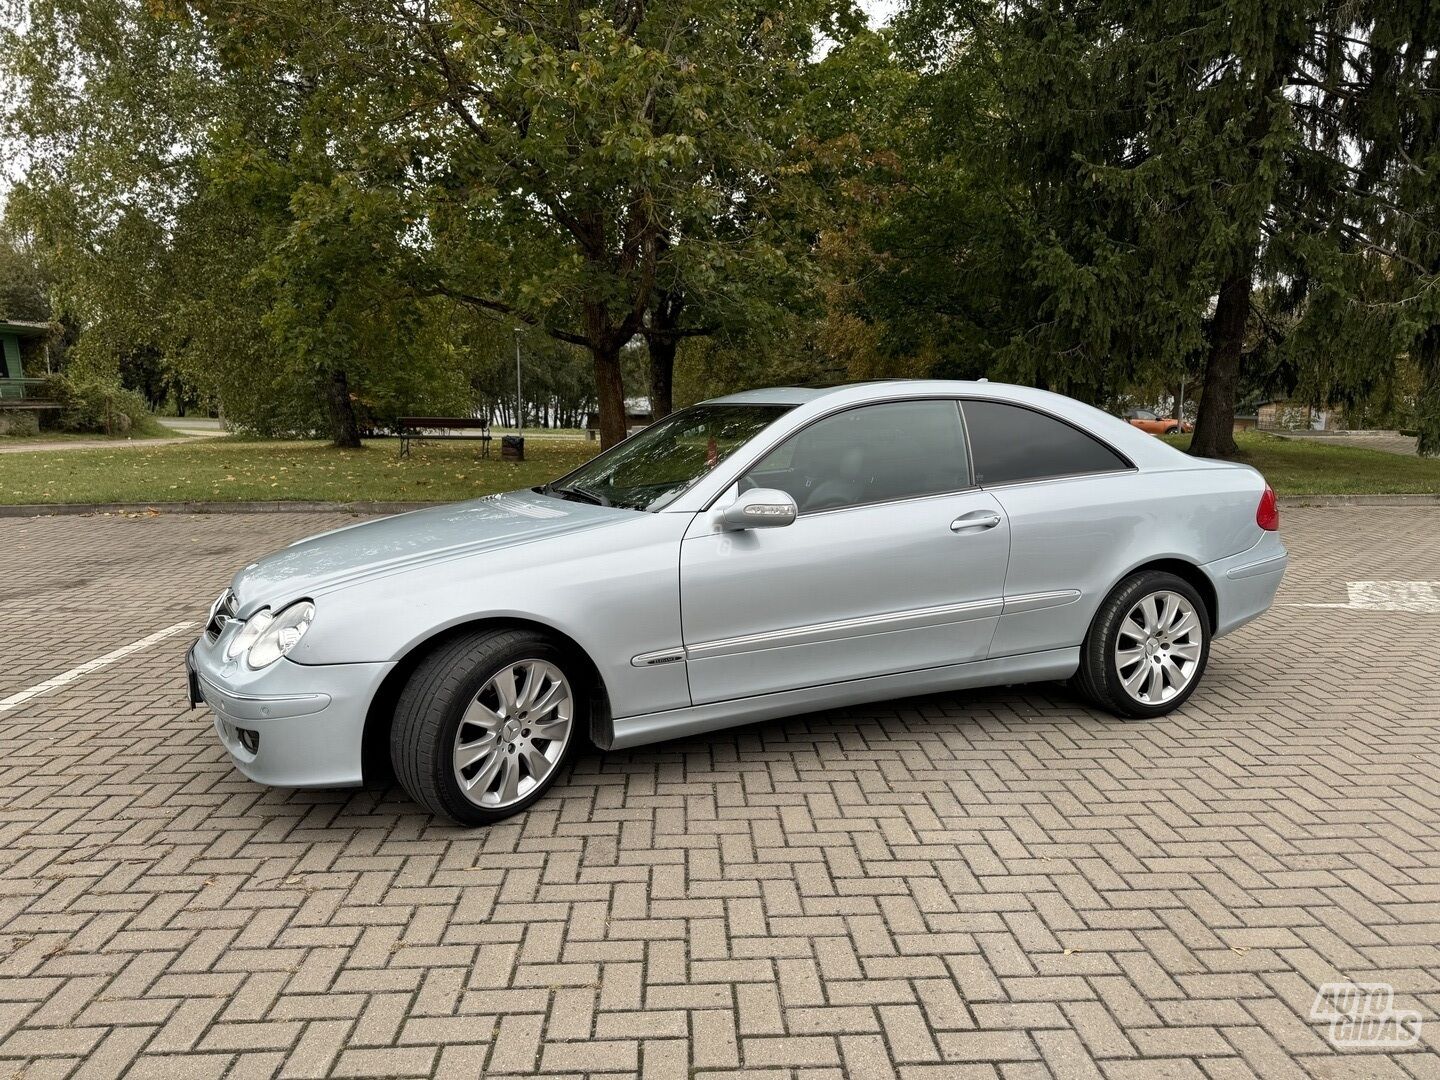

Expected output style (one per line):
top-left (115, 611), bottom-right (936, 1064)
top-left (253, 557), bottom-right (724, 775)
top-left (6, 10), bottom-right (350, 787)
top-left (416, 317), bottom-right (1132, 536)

top-left (962, 400), bottom-right (1129, 486)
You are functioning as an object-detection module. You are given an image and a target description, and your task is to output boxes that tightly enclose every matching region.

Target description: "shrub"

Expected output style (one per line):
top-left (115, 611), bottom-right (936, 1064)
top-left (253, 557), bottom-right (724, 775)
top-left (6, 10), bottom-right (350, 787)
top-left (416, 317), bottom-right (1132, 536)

top-left (43, 373), bottom-right (165, 437)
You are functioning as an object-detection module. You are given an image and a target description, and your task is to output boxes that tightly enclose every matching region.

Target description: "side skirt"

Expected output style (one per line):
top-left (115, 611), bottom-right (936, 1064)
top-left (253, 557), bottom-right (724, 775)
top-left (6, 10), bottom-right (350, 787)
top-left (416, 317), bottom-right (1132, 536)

top-left (605, 647), bottom-right (1080, 751)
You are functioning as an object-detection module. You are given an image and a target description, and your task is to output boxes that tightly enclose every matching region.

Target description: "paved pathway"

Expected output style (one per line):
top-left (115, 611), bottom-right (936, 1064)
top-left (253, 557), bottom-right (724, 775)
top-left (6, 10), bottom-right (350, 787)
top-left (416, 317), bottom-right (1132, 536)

top-left (0, 428), bottom-right (576, 454)
top-left (157, 418), bottom-right (226, 435)
top-left (0, 508), bottom-right (1436, 1077)
top-left (0, 435), bottom-right (204, 454)
top-left (1274, 430), bottom-right (1421, 456)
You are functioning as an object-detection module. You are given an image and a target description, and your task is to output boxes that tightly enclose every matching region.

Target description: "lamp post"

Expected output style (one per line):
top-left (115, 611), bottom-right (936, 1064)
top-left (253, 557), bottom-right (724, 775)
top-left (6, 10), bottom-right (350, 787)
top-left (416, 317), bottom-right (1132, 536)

top-left (514, 327), bottom-right (524, 433)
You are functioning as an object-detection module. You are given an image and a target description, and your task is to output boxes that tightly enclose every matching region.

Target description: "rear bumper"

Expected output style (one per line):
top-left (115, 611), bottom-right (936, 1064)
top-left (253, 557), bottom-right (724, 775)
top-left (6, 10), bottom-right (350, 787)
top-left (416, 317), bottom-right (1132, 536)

top-left (1203, 534), bottom-right (1289, 637)
top-left (188, 641), bottom-right (393, 788)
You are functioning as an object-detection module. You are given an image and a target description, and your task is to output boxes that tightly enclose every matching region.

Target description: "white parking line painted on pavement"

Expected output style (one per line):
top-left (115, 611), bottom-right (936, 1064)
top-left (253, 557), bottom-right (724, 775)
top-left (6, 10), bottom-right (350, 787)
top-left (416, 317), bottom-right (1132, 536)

top-left (1291, 581), bottom-right (1440, 613)
top-left (0, 621), bottom-right (197, 714)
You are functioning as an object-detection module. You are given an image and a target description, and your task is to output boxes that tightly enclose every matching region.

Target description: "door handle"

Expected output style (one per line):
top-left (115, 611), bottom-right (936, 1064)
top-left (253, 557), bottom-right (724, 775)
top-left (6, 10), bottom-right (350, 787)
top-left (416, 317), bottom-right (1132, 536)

top-left (950, 511), bottom-right (1001, 533)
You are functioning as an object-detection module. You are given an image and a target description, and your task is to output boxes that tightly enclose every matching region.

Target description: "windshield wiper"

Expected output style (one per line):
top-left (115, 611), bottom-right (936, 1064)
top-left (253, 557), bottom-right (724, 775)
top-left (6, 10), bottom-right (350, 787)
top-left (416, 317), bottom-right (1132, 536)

top-left (544, 483), bottom-right (609, 506)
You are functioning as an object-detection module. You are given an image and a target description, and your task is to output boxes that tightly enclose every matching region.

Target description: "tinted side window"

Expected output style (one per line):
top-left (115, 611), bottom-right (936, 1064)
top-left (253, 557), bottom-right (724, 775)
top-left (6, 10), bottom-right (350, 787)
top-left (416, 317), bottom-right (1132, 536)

top-left (963, 400), bottom-right (1128, 486)
top-left (745, 400), bottom-right (970, 514)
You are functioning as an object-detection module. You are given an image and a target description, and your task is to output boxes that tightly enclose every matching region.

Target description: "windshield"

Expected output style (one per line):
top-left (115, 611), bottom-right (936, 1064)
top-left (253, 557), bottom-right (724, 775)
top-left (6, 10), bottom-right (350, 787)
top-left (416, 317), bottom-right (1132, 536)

top-left (543, 403), bottom-right (794, 511)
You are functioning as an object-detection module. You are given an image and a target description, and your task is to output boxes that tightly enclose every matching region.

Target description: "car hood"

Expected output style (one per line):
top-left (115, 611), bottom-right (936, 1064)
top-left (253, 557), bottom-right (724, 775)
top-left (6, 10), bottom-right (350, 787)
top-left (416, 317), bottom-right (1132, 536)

top-left (230, 489), bottom-right (628, 610)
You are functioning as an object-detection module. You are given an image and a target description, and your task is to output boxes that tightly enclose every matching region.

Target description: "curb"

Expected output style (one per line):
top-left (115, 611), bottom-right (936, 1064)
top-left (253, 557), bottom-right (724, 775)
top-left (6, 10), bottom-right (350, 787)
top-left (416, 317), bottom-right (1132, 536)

top-left (3, 493), bottom-right (1440, 518)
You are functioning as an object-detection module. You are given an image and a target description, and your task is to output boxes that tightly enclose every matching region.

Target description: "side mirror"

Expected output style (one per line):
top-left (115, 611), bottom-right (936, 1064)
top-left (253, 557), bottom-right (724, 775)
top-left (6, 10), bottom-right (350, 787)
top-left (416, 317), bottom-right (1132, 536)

top-left (721, 488), bottom-right (798, 530)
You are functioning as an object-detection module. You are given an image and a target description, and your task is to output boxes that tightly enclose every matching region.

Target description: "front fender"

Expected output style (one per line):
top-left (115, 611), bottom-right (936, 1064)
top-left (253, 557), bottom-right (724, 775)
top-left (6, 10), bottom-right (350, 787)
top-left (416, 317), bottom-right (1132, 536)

top-left (287, 512), bottom-right (695, 719)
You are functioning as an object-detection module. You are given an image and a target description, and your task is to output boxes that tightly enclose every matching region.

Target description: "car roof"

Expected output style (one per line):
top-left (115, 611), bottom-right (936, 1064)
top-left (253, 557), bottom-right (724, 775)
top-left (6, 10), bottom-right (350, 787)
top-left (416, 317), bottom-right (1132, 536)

top-left (700, 379), bottom-right (1201, 473)
top-left (705, 386), bottom-right (852, 406)
top-left (705, 379), bottom-right (1048, 408)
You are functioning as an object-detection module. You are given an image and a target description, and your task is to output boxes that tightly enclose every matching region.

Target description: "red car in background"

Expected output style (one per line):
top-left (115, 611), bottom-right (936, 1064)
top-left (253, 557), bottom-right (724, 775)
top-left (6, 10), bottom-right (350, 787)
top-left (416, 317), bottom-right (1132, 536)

top-left (1125, 409), bottom-right (1192, 435)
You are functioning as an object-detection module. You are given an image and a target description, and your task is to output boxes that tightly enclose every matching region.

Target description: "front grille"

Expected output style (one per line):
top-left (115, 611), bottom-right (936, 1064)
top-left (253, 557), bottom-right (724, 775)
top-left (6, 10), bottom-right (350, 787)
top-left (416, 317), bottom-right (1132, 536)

top-left (205, 590), bottom-right (238, 642)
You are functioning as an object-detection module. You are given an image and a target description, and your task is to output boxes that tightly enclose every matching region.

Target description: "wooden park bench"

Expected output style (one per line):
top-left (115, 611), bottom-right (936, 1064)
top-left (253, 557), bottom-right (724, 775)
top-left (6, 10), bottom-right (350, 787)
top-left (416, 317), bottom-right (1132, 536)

top-left (397, 416), bottom-right (492, 458)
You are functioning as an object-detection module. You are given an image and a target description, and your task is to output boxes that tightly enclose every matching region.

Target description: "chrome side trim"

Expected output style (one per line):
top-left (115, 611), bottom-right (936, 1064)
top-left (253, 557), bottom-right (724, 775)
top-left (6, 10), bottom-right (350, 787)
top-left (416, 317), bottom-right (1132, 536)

top-left (610, 647), bottom-right (1082, 750)
top-left (631, 648), bottom-right (687, 668)
top-left (1001, 589), bottom-right (1082, 615)
top-left (976, 467), bottom-right (1137, 491)
top-left (196, 674), bottom-right (331, 722)
top-left (685, 597), bottom-right (1004, 661)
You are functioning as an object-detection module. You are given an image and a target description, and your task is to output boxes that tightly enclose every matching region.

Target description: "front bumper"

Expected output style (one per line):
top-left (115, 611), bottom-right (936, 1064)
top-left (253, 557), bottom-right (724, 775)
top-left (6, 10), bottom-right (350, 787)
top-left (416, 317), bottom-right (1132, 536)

top-left (188, 640), bottom-right (394, 788)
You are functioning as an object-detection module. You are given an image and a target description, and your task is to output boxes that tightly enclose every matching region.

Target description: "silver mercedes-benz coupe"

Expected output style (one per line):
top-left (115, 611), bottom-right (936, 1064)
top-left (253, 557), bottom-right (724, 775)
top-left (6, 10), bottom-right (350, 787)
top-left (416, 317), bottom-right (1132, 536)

top-left (188, 381), bottom-right (1287, 825)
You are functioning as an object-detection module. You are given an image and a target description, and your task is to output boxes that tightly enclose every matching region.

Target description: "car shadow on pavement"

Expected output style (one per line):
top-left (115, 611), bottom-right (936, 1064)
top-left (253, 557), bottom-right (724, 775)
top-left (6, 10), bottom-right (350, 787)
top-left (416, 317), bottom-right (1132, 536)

top-left (284, 679), bottom-right (1134, 830)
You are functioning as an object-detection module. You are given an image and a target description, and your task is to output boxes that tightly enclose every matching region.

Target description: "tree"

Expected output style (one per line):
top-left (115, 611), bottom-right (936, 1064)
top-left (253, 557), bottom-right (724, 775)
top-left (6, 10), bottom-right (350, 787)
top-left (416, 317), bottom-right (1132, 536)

top-left (461, 322), bottom-right (598, 429)
top-left (874, 0), bottom-right (1219, 402)
top-left (187, 0), bottom-right (849, 447)
top-left (885, 0), bottom-right (1425, 458)
top-left (1346, 6), bottom-right (1440, 456)
top-left (0, 231), bottom-right (53, 323)
top-left (5, 0), bottom-right (481, 439)
top-left (640, 192), bottom-right (804, 420)
top-left (1136, 1), bottom-right (1348, 459)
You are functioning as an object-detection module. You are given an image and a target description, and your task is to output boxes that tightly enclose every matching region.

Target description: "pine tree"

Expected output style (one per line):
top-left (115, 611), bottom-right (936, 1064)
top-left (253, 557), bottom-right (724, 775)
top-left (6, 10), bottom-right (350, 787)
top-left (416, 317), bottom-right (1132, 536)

top-left (887, 0), bottom-right (1429, 459)
top-left (1347, 6), bottom-right (1440, 455)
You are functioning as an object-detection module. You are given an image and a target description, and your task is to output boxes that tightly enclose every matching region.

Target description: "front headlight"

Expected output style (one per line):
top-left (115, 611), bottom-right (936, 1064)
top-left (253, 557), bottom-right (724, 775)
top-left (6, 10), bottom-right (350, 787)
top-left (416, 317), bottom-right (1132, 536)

top-left (225, 601), bottom-right (315, 669)
top-left (225, 609), bottom-right (273, 660)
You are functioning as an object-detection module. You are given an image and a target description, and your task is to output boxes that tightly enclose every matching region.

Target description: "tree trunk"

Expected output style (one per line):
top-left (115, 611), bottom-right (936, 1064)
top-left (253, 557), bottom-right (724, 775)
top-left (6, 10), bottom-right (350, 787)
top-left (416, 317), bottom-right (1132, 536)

top-left (644, 285), bottom-right (685, 421)
top-left (593, 347), bottom-right (628, 449)
top-left (326, 368), bottom-right (362, 449)
top-left (1418, 324), bottom-right (1440, 458)
top-left (648, 336), bottom-right (676, 421)
top-left (1189, 271), bottom-right (1251, 459)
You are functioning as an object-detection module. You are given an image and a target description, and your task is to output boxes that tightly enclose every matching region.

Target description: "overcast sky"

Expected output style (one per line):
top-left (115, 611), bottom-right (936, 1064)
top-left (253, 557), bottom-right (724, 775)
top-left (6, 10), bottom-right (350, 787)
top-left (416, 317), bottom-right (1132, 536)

top-left (864, 0), bottom-right (901, 26)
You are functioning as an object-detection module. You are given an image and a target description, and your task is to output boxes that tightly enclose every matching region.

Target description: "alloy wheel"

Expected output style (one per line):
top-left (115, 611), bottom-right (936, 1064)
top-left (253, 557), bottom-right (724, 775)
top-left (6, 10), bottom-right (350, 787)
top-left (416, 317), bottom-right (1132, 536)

top-left (452, 659), bottom-right (573, 808)
top-left (1114, 590), bottom-right (1204, 705)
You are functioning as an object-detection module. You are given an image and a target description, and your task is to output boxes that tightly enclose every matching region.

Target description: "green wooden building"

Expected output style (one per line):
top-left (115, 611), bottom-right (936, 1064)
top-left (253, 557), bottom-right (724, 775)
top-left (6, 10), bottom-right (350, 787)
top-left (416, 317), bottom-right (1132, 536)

top-left (0, 320), bottom-right (57, 434)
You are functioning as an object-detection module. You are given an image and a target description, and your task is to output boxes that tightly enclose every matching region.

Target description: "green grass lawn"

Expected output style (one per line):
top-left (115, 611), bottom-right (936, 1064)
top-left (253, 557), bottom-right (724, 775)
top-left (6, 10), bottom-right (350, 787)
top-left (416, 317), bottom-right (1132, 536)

top-left (0, 436), bottom-right (598, 505)
top-left (0, 427), bottom-right (1435, 505)
top-left (0, 431), bottom-right (132, 444)
top-left (0, 422), bottom-right (179, 444)
top-left (1162, 430), bottom-right (1440, 495)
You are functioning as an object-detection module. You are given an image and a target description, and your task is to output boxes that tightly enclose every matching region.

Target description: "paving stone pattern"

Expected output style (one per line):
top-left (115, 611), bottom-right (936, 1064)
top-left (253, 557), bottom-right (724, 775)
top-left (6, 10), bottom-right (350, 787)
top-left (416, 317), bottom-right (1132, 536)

top-left (0, 508), bottom-right (1437, 1078)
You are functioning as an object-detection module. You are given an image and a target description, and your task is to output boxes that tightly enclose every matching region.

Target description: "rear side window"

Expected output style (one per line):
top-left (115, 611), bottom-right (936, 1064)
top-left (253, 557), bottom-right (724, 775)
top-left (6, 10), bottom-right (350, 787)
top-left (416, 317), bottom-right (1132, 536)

top-left (962, 400), bottom-right (1128, 486)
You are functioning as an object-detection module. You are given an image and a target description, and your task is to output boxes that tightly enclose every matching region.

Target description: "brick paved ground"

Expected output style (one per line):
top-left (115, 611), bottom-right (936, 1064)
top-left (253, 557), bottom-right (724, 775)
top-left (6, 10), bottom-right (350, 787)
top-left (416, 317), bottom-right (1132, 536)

top-left (1, 507), bottom-right (1438, 1079)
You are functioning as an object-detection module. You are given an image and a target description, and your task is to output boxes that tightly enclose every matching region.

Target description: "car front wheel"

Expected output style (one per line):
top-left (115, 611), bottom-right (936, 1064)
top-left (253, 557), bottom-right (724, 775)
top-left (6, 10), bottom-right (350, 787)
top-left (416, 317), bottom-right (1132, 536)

top-left (391, 629), bottom-right (582, 825)
top-left (1073, 571), bottom-right (1210, 718)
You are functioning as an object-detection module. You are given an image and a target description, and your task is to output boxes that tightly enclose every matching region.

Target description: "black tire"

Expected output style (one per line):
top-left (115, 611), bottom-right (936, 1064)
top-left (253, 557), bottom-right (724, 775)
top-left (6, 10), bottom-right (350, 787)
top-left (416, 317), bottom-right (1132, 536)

top-left (1072, 570), bottom-right (1210, 719)
top-left (390, 628), bottom-right (584, 826)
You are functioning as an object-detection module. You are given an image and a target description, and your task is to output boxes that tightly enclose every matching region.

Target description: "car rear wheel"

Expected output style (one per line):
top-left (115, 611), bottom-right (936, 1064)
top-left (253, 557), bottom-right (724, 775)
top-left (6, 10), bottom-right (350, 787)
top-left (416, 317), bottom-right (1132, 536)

top-left (1073, 571), bottom-right (1210, 718)
top-left (391, 629), bottom-right (582, 825)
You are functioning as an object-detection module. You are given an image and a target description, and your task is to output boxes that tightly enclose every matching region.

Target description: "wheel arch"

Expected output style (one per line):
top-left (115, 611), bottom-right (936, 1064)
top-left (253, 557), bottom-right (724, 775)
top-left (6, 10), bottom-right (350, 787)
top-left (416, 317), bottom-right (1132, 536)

top-left (361, 616), bottom-right (612, 783)
top-left (1116, 557), bottom-right (1218, 633)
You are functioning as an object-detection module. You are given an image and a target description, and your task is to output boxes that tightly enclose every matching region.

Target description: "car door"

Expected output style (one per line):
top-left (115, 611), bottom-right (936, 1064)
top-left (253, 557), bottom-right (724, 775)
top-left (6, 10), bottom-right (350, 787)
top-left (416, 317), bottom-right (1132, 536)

top-left (678, 399), bottom-right (1011, 706)
top-left (960, 398), bottom-right (1136, 657)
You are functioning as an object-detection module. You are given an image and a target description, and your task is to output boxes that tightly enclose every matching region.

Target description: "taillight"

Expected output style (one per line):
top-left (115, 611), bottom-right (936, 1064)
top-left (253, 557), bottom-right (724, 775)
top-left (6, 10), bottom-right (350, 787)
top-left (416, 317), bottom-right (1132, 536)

top-left (1256, 485), bottom-right (1279, 531)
